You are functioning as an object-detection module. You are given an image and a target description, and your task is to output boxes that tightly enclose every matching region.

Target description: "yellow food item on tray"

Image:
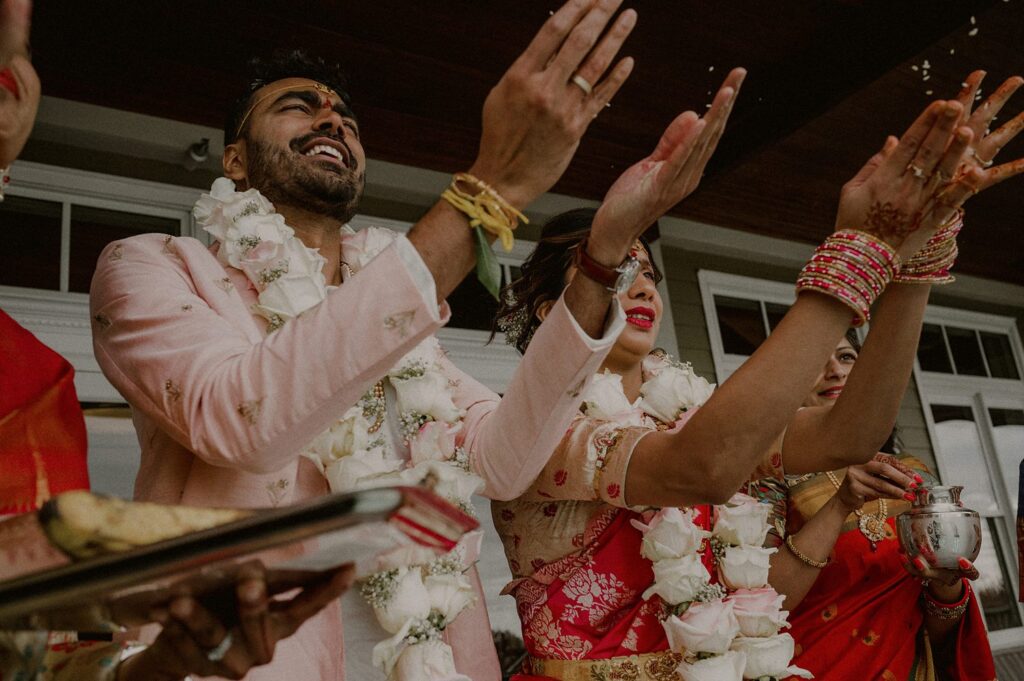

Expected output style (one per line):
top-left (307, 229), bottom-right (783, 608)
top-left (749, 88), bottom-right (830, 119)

top-left (40, 491), bottom-right (251, 559)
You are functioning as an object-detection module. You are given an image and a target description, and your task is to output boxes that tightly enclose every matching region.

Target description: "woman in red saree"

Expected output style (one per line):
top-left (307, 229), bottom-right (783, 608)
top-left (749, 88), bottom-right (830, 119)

top-left (760, 331), bottom-right (996, 681)
top-left (487, 67), bottom-right (1024, 679)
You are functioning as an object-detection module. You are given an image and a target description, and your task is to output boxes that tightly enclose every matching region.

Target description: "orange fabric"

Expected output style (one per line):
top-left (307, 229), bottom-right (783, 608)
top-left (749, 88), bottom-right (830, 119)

top-left (0, 310), bottom-right (89, 513)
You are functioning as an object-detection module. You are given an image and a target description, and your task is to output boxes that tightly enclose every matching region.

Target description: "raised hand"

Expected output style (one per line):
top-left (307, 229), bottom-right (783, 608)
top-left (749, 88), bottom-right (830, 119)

top-left (587, 68), bottom-right (746, 259)
top-left (0, 0), bottom-right (38, 168)
top-left (834, 453), bottom-right (920, 513)
top-left (468, 0), bottom-right (637, 209)
top-left (949, 70), bottom-right (1024, 194)
top-left (834, 100), bottom-right (973, 260)
top-left (0, 0), bottom-right (29, 67)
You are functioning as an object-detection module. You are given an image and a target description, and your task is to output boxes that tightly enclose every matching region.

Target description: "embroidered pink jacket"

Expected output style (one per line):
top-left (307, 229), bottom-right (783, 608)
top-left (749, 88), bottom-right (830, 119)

top-left (89, 230), bottom-right (622, 681)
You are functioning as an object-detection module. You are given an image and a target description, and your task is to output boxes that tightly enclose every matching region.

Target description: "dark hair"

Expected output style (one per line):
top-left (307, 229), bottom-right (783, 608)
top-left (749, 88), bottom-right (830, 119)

top-left (492, 208), bottom-right (663, 354)
top-left (844, 328), bottom-right (862, 353)
top-left (223, 50), bottom-right (354, 147)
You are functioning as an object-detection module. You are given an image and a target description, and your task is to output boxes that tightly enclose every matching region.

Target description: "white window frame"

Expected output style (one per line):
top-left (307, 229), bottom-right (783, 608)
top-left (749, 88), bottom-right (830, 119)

top-left (913, 305), bottom-right (1024, 650)
top-left (697, 269), bottom-right (794, 382)
top-left (1, 161), bottom-right (200, 402)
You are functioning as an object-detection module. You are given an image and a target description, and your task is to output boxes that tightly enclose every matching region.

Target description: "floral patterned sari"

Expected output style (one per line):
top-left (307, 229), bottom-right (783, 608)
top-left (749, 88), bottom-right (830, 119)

top-left (769, 456), bottom-right (995, 681)
top-left (492, 406), bottom-right (784, 681)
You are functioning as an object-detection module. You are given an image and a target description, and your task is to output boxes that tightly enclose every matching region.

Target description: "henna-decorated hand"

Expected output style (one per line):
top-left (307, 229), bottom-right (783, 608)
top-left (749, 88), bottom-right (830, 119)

top-left (834, 453), bottom-right (921, 514)
top-left (588, 68), bottom-right (746, 263)
top-left (834, 100), bottom-right (973, 260)
top-left (946, 70), bottom-right (1024, 196)
top-left (468, 0), bottom-right (636, 210)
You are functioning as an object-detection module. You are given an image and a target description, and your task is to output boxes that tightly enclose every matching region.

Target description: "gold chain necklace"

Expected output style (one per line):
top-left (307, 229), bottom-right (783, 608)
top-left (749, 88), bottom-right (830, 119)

top-left (825, 469), bottom-right (888, 549)
top-left (366, 380), bottom-right (386, 434)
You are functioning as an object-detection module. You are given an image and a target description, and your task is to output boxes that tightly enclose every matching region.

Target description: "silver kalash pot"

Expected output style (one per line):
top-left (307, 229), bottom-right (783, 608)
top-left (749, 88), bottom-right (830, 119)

top-left (896, 485), bottom-right (982, 569)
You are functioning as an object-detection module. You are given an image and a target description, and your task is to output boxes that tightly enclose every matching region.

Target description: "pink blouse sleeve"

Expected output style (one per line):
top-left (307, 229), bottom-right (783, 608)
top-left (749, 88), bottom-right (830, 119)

top-left (444, 295), bottom-right (623, 501)
top-left (90, 234), bottom-right (446, 474)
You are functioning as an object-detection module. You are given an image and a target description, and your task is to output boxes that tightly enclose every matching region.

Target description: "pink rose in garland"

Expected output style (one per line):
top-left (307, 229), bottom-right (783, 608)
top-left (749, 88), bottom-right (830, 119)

top-left (727, 588), bottom-right (790, 638)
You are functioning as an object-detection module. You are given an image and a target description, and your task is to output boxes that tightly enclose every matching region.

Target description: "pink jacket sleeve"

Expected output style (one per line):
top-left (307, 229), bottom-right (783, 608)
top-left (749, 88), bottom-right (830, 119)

top-left (90, 234), bottom-right (446, 474)
top-left (446, 296), bottom-right (623, 501)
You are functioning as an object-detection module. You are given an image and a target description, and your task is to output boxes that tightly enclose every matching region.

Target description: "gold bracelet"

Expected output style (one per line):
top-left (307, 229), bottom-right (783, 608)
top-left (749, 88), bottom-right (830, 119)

top-left (440, 172), bottom-right (528, 252)
top-left (786, 534), bottom-right (829, 569)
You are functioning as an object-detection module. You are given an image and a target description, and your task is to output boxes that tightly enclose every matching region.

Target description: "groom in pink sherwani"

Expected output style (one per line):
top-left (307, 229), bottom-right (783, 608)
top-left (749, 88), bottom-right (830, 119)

top-left (89, 1), bottom-right (654, 679)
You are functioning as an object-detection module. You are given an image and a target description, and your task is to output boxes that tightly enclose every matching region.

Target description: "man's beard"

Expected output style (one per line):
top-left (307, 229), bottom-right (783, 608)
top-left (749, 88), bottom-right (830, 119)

top-left (245, 135), bottom-right (363, 223)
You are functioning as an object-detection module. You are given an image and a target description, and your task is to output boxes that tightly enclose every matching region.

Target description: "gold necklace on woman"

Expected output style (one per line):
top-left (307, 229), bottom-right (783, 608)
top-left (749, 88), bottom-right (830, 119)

top-left (825, 470), bottom-right (888, 549)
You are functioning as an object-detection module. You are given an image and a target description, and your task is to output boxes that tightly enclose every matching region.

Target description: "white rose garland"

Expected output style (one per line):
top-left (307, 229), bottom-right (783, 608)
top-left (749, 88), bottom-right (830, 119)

top-left (585, 356), bottom-right (811, 681)
top-left (194, 179), bottom-right (481, 680)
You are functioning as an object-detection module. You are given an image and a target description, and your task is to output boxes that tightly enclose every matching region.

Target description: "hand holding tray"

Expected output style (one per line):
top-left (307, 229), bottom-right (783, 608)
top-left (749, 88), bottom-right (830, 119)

top-left (0, 486), bottom-right (477, 631)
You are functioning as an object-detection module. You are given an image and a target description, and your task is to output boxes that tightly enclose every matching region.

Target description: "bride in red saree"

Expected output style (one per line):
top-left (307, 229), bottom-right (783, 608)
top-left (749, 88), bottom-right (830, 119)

top-left (487, 68), bottom-right (1023, 680)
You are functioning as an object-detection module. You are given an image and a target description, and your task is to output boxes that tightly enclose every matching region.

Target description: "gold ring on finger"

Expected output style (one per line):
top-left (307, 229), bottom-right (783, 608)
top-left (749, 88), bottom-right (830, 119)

top-left (570, 74), bottom-right (593, 96)
top-left (970, 148), bottom-right (994, 168)
top-left (906, 162), bottom-right (927, 180)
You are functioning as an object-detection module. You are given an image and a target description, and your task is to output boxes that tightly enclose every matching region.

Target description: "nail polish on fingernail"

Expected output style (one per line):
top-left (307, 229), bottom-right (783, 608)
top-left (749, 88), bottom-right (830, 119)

top-left (914, 474), bottom-right (923, 484)
top-left (913, 557), bottom-right (927, 571)
top-left (909, 481), bottom-right (918, 489)
top-left (904, 492), bottom-right (916, 501)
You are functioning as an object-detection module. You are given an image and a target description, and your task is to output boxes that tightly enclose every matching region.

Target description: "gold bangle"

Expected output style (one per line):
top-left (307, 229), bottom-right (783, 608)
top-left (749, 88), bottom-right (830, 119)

top-left (786, 534), bottom-right (829, 569)
top-left (440, 172), bottom-right (527, 252)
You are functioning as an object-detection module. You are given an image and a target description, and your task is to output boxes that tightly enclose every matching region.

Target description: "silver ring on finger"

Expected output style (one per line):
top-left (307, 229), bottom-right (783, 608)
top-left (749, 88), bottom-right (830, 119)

top-left (905, 162), bottom-right (927, 180)
top-left (570, 74), bottom-right (593, 96)
top-left (205, 632), bottom-right (233, 662)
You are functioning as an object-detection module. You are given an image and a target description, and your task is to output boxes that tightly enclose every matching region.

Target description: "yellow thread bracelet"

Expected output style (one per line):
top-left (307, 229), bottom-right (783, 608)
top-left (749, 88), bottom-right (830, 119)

top-left (440, 172), bottom-right (527, 252)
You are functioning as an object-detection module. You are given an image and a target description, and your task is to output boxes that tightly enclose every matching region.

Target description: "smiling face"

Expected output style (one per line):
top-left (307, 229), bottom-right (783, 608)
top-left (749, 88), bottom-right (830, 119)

top-left (803, 337), bottom-right (859, 408)
top-left (225, 78), bottom-right (366, 222)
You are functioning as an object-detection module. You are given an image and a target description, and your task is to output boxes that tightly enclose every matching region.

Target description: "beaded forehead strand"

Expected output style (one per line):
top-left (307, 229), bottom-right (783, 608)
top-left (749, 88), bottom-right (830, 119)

top-left (233, 82), bottom-right (339, 141)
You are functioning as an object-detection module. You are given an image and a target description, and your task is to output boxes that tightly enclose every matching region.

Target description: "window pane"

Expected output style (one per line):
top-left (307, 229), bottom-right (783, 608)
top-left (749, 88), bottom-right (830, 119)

top-left (917, 323), bottom-right (953, 373)
top-left (945, 326), bottom-right (987, 377)
top-left (975, 518), bottom-right (1023, 631)
top-left (69, 206), bottom-right (179, 294)
top-left (765, 302), bottom-right (789, 332)
top-left (929, 404), bottom-right (1001, 516)
top-left (988, 408), bottom-right (1024, 512)
top-left (0, 195), bottom-right (62, 290)
top-left (980, 332), bottom-right (1020, 380)
top-left (446, 274), bottom-right (499, 332)
top-left (714, 296), bottom-right (766, 355)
